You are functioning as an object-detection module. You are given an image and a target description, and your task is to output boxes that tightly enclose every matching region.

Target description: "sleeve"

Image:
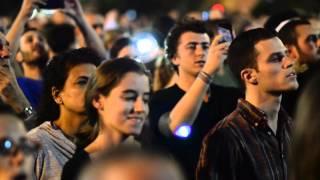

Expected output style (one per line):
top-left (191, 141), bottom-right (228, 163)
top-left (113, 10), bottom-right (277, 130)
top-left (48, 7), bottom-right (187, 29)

top-left (196, 127), bottom-right (242, 180)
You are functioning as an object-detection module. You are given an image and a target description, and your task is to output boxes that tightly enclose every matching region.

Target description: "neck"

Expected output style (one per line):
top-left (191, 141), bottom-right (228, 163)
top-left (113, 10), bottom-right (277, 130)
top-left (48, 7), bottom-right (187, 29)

top-left (22, 63), bottom-right (42, 80)
top-left (245, 88), bottom-right (281, 133)
top-left (176, 72), bottom-right (197, 91)
top-left (85, 125), bottom-right (126, 156)
top-left (54, 109), bottom-right (88, 139)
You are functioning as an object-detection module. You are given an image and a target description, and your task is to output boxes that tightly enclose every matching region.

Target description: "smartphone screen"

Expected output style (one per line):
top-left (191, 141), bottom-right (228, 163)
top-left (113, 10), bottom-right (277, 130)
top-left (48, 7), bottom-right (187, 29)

top-left (217, 26), bottom-right (233, 43)
top-left (40, 0), bottom-right (65, 9)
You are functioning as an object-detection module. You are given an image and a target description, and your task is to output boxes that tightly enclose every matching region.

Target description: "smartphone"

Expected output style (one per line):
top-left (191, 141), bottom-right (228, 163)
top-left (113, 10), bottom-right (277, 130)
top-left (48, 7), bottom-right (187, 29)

top-left (40, 0), bottom-right (65, 9)
top-left (217, 26), bottom-right (233, 44)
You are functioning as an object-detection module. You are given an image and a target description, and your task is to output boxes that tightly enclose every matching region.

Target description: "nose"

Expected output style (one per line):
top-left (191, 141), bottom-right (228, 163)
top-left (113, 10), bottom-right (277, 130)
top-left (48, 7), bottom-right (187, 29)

top-left (282, 55), bottom-right (295, 69)
top-left (195, 45), bottom-right (206, 57)
top-left (134, 97), bottom-right (147, 113)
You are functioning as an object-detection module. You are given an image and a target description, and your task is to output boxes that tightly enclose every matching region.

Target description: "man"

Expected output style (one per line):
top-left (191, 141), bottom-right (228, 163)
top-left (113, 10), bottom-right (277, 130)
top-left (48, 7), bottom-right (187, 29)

top-left (264, 11), bottom-right (320, 115)
top-left (148, 18), bottom-right (241, 179)
top-left (197, 28), bottom-right (298, 180)
top-left (0, 102), bottom-right (38, 180)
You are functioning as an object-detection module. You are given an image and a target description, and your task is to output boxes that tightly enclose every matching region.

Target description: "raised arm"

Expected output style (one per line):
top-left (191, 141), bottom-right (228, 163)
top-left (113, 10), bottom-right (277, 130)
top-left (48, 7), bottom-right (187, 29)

top-left (165, 35), bottom-right (228, 133)
top-left (5, 0), bottom-right (46, 75)
top-left (63, 0), bottom-right (106, 59)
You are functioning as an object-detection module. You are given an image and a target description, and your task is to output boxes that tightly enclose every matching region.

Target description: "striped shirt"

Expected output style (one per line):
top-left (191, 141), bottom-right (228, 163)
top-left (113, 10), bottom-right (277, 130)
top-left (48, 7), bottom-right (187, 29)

top-left (196, 99), bottom-right (292, 180)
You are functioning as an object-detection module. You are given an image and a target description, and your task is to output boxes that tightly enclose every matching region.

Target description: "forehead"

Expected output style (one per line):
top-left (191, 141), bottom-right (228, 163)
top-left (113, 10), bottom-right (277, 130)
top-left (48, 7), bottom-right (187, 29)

top-left (295, 24), bottom-right (314, 37)
top-left (178, 31), bottom-right (210, 45)
top-left (67, 63), bottom-right (96, 79)
top-left (254, 37), bottom-right (286, 56)
top-left (113, 72), bottom-right (149, 92)
top-left (21, 30), bottom-right (43, 40)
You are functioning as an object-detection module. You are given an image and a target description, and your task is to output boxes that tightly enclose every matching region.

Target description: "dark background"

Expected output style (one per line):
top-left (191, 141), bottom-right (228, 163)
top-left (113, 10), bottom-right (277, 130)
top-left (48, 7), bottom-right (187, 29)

top-left (1, 0), bottom-right (319, 18)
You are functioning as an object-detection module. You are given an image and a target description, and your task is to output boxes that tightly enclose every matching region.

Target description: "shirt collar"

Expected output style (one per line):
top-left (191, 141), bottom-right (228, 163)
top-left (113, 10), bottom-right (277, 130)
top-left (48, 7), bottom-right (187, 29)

top-left (237, 99), bottom-right (268, 129)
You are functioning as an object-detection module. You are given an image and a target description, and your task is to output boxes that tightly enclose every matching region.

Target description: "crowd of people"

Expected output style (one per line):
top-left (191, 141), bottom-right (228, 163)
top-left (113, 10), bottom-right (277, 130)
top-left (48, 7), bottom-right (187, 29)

top-left (0, 0), bottom-right (319, 180)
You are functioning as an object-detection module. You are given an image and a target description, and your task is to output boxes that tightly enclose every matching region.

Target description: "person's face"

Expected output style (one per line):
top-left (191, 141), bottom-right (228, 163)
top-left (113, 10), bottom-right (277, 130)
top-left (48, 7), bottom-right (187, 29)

top-left (253, 37), bottom-right (298, 93)
top-left (0, 32), bottom-right (10, 67)
top-left (172, 32), bottom-right (210, 77)
top-left (295, 24), bottom-right (320, 63)
top-left (96, 72), bottom-right (150, 137)
top-left (58, 63), bottom-right (96, 115)
top-left (98, 159), bottom-right (183, 180)
top-left (19, 31), bottom-right (48, 63)
top-left (0, 115), bottom-right (34, 180)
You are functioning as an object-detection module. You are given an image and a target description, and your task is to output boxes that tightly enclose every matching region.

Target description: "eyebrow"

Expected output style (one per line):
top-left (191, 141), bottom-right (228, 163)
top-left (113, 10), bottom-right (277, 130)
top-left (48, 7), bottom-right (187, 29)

top-left (122, 89), bottom-right (150, 95)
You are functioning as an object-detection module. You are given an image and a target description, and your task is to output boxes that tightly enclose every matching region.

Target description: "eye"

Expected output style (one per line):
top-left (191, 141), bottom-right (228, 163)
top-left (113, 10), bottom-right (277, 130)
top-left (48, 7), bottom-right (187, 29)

top-left (187, 44), bottom-right (196, 50)
top-left (202, 44), bottom-right (209, 50)
top-left (76, 78), bottom-right (89, 86)
top-left (143, 94), bottom-right (150, 103)
top-left (269, 54), bottom-right (285, 63)
top-left (306, 35), bottom-right (317, 43)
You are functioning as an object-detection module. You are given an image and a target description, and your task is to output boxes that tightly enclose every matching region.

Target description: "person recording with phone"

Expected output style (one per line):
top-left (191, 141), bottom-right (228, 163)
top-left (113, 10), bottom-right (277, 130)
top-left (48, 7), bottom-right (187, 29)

top-left (147, 18), bottom-right (242, 180)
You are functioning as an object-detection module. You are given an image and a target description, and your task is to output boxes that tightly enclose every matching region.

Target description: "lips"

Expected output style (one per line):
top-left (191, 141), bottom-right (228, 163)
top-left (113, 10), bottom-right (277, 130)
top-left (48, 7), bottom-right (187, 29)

top-left (286, 72), bottom-right (297, 78)
top-left (195, 60), bottom-right (205, 66)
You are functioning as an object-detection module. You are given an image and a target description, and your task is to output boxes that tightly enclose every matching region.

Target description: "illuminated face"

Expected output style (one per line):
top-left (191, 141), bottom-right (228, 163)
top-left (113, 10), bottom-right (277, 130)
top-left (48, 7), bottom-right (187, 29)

top-left (172, 32), bottom-right (210, 78)
top-left (58, 64), bottom-right (97, 115)
top-left (19, 31), bottom-right (48, 64)
top-left (0, 32), bottom-right (10, 67)
top-left (295, 24), bottom-right (320, 63)
top-left (96, 72), bottom-right (150, 137)
top-left (254, 37), bottom-right (299, 93)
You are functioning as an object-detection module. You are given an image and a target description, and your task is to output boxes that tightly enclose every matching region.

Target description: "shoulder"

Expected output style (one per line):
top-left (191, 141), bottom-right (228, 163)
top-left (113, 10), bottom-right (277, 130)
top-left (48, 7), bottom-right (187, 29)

top-left (151, 85), bottom-right (183, 101)
top-left (27, 122), bottom-right (51, 141)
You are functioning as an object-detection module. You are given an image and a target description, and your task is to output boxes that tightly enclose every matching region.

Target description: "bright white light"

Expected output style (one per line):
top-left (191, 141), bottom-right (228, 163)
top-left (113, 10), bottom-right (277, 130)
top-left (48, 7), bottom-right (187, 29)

top-left (137, 38), bottom-right (153, 54)
top-left (132, 32), bottom-right (159, 63)
top-left (4, 140), bottom-right (12, 149)
top-left (174, 125), bottom-right (191, 138)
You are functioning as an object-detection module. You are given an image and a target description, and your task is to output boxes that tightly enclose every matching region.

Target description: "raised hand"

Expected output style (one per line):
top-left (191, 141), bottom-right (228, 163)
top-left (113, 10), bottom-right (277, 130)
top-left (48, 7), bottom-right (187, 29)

top-left (202, 35), bottom-right (230, 76)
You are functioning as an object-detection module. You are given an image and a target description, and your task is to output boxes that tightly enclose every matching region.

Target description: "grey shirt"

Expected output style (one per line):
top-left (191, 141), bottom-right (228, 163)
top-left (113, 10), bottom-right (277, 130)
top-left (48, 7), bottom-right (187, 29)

top-left (27, 121), bottom-right (76, 180)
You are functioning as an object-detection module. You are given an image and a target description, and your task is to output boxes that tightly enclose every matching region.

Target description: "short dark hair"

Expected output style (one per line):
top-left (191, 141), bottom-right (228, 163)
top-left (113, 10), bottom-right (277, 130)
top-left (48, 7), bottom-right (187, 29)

top-left (264, 11), bottom-right (310, 46)
top-left (227, 28), bottom-right (277, 89)
top-left (164, 18), bottom-right (211, 72)
top-left (37, 48), bottom-right (103, 125)
top-left (43, 23), bottom-right (76, 54)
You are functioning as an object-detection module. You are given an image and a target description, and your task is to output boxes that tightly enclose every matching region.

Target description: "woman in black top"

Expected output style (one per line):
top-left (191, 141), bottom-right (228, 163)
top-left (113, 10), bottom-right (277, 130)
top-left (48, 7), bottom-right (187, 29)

top-left (62, 58), bottom-right (151, 180)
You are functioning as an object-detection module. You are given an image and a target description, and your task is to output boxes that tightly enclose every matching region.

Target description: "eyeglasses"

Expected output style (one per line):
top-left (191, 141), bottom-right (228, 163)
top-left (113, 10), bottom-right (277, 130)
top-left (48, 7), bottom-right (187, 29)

top-left (306, 34), bottom-right (320, 43)
top-left (0, 137), bottom-right (40, 156)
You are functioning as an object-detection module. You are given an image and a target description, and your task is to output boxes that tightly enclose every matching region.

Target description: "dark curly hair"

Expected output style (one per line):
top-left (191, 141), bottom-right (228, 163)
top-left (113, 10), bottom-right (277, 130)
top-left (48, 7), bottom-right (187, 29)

top-left (164, 18), bottom-right (212, 72)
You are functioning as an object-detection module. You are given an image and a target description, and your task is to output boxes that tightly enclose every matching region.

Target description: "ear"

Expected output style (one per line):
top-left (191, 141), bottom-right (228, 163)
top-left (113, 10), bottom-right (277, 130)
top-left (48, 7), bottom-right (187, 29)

top-left (92, 95), bottom-right (104, 111)
top-left (286, 45), bottom-right (299, 61)
top-left (51, 87), bottom-right (63, 105)
top-left (171, 54), bottom-right (180, 66)
top-left (240, 68), bottom-right (258, 86)
top-left (16, 51), bottom-right (23, 63)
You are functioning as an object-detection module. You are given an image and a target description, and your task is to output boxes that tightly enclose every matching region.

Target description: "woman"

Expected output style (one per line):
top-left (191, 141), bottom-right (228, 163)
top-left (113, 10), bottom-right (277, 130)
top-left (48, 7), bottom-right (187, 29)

top-left (290, 72), bottom-right (320, 180)
top-left (27, 48), bottom-right (103, 180)
top-left (62, 57), bottom-right (150, 180)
